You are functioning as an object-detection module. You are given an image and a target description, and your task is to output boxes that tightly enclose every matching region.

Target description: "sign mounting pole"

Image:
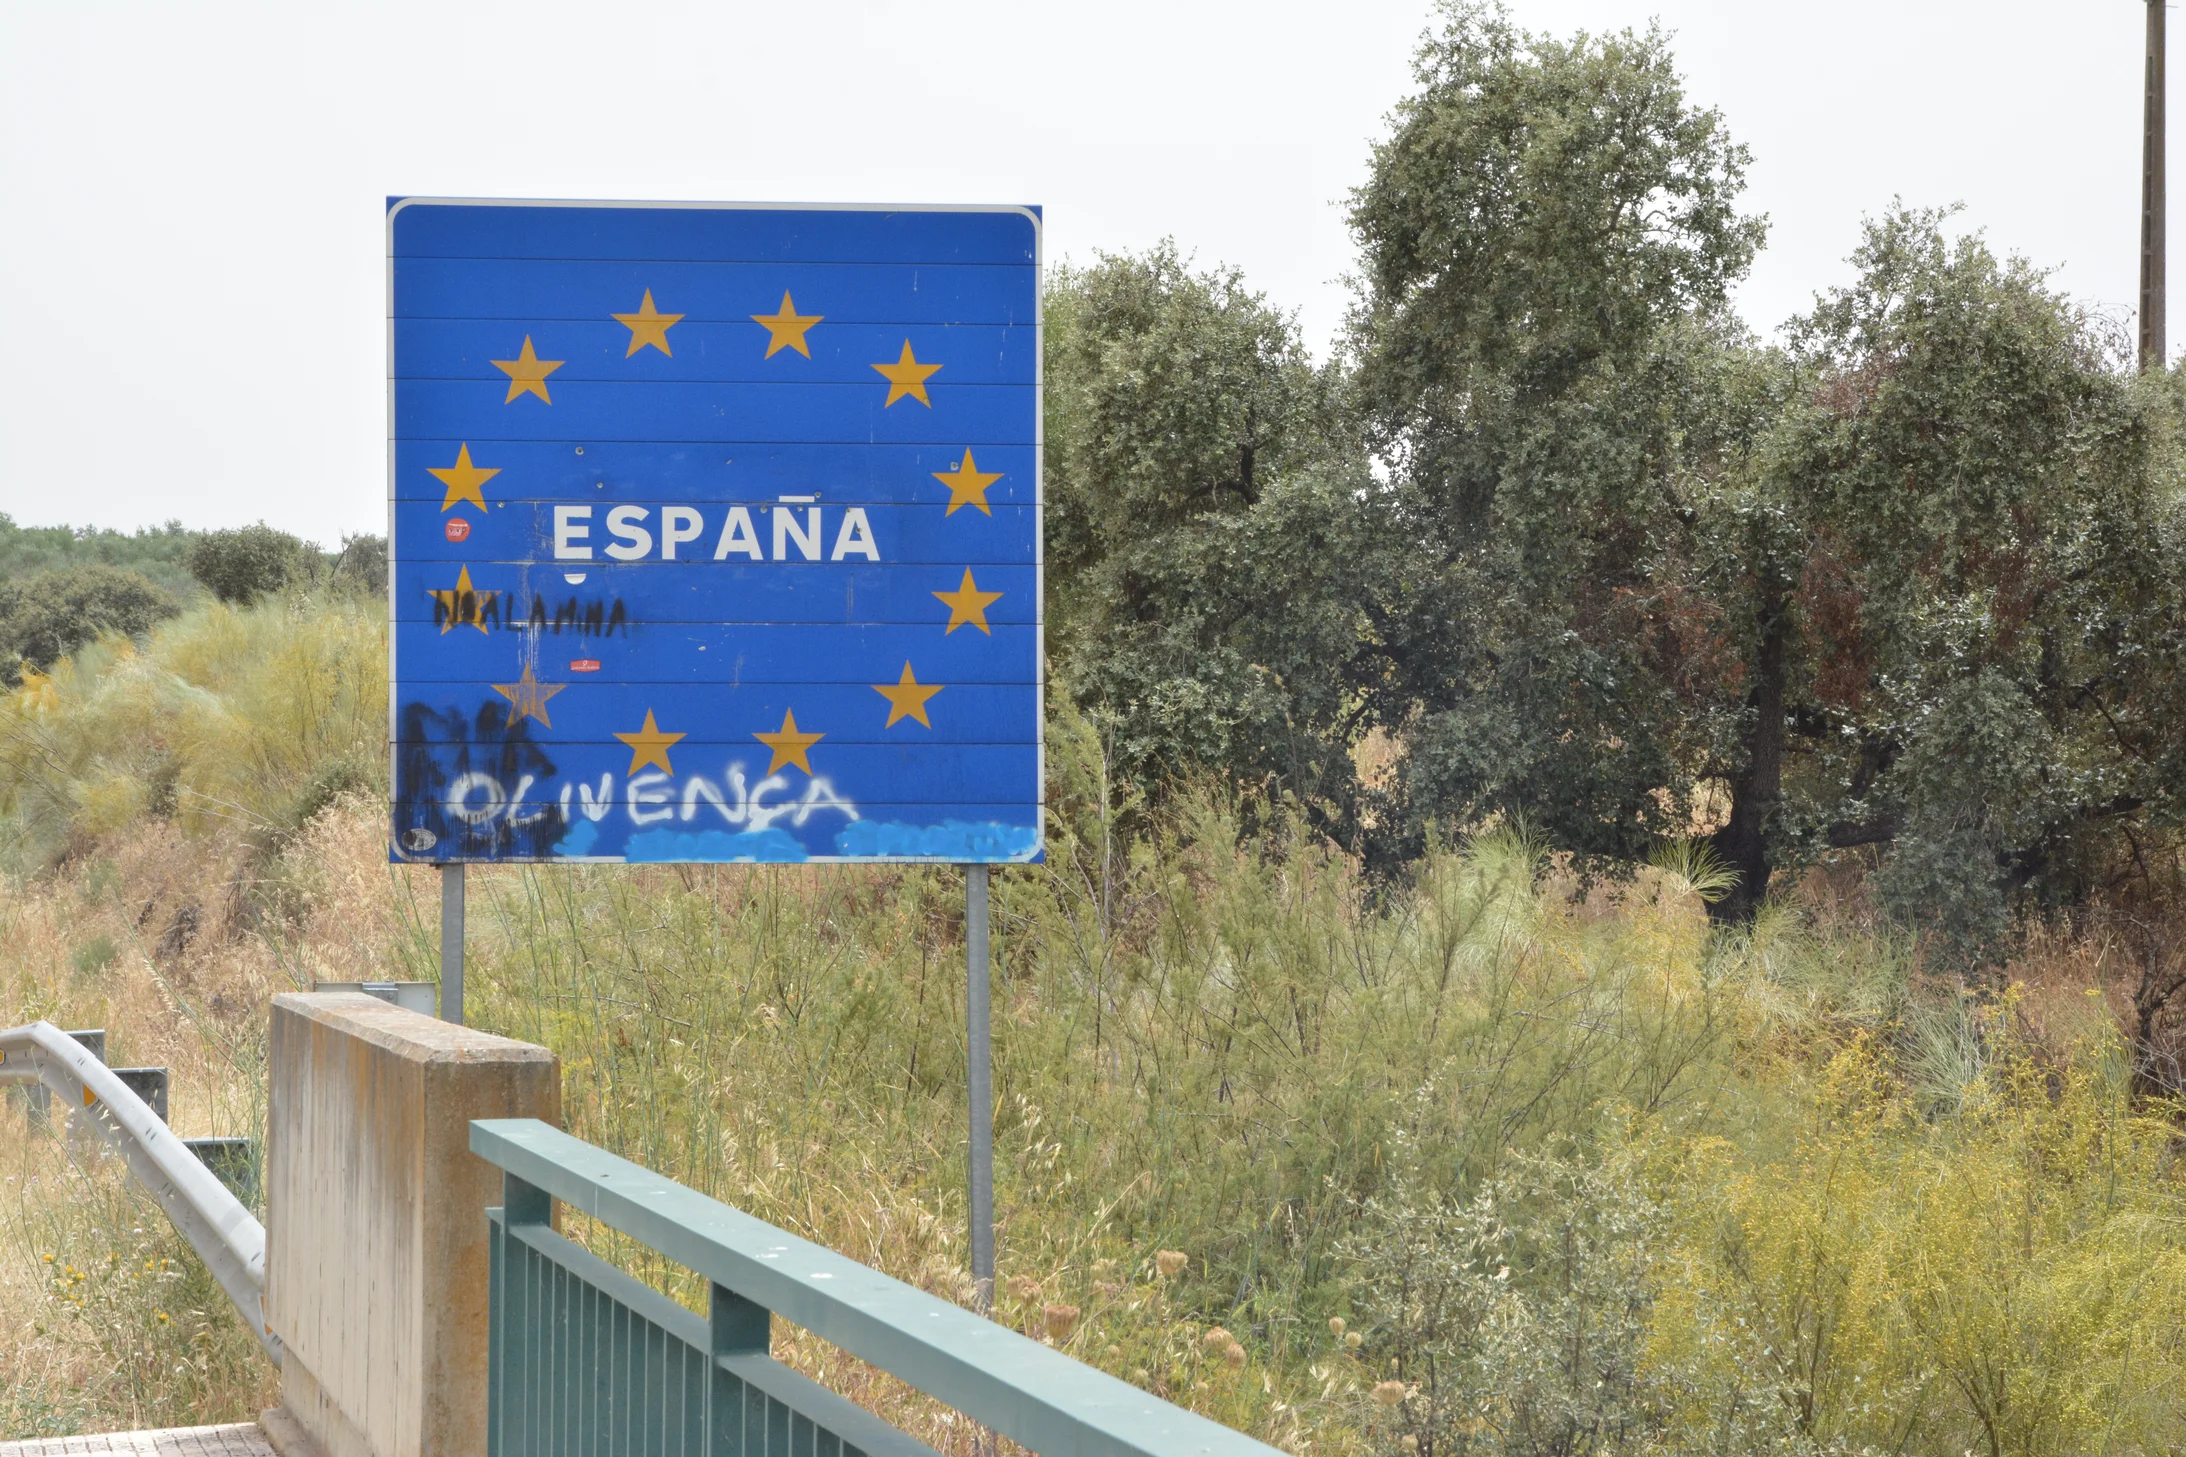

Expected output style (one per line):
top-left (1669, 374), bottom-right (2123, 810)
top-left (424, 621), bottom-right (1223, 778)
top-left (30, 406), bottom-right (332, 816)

top-left (440, 864), bottom-right (465, 1025)
top-left (966, 864), bottom-right (994, 1314)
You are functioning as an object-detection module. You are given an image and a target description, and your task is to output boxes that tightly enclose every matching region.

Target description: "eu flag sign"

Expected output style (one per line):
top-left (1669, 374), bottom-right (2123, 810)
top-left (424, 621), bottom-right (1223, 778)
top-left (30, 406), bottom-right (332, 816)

top-left (387, 200), bottom-right (1043, 865)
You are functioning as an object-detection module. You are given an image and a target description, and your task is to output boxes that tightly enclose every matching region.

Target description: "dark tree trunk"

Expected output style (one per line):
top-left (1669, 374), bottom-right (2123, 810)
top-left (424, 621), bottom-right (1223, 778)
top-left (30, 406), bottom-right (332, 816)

top-left (1711, 591), bottom-right (1788, 923)
top-left (2130, 924), bottom-right (2186, 1100)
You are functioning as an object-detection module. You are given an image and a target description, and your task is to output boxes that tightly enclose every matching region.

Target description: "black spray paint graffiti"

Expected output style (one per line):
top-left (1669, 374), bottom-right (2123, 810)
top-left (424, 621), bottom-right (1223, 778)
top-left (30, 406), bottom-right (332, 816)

top-left (430, 593), bottom-right (632, 637)
top-left (393, 700), bottom-right (567, 859)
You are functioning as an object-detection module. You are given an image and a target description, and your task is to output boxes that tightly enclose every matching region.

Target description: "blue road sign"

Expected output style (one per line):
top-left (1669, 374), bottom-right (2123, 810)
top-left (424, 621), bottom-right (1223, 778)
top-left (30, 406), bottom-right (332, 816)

top-left (387, 200), bottom-right (1043, 864)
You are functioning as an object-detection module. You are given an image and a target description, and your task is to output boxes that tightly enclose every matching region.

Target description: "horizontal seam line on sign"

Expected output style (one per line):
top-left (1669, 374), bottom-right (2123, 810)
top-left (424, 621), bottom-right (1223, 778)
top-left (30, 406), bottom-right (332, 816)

top-left (396, 378), bottom-right (1032, 385)
top-left (394, 380), bottom-right (1034, 389)
top-left (393, 681), bottom-right (1040, 685)
top-left (394, 560), bottom-right (1040, 567)
top-left (392, 244), bottom-right (1033, 254)
top-left (398, 488), bottom-right (1031, 494)
top-left (386, 441), bottom-right (1041, 450)
top-left (390, 502), bottom-right (1035, 508)
top-left (392, 256), bottom-right (1036, 268)
top-left (392, 437), bottom-right (1038, 444)
top-left (392, 436), bottom-right (1039, 441)
top-left (396, 582), bottom-right (1043, 585)
top-left (395, 688), bottom-right (1039, 693)
top-left (394, 258), bottom-right (1031, 269)
top-left (394, 623), bottom-right (1044, 628)
top-left (399, 576), bottom-right (1037, 579)
top-left (394, 316), bottom-right (1031, 324)
top-left (396, 571), bottom-right (1046, 577)
top-left (395, 626), bottom-right (1041, 631)
top-left (392, 694), bottom-right (1040, 698)
top-left (392, 443), bottom-right (1037, 449)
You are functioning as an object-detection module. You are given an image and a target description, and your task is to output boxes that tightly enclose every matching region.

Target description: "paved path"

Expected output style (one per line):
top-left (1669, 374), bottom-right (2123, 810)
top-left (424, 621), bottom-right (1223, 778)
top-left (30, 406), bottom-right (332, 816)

top-left (0, 1425), bottom-right (272, 1457)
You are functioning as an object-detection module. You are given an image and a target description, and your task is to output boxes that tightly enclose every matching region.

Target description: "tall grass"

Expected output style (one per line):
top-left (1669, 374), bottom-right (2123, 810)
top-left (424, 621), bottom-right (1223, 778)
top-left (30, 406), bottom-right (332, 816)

top-left (1, 596), bottom-right (2182, 1452)
top-left (0, 590), bottom-right (384, 869)
top-left (0, 1095), bottom-right (272, 1434)
top-left (1648, 1015), bottom-right (2186, 1455)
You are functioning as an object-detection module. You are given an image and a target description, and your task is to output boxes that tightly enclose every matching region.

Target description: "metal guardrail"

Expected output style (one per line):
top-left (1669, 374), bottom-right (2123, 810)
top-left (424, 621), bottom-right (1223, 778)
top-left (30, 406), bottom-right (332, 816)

top-left (474, 1118), bottom-right (1284, 1457)
top-left (0, 1020), bottom-right (281, 1363)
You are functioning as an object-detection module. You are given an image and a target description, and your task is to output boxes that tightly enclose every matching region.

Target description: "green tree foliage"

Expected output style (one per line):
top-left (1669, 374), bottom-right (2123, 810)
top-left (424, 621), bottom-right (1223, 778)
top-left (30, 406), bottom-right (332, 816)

top-left (1046, 5), bottom-right (2186, 976)
top-left (0, 565), bottom-right (179, 682)
top-left (1696, 209), bottom-right (2186, 948)
top-left (185, 523), bottom-right (317, 604)
top-left (1342, 2), bottom-right (1767, 870)
top-left (0, 514), bottom-right (200, 600)
top-left (1045, 245), bottom-right (1375, 834)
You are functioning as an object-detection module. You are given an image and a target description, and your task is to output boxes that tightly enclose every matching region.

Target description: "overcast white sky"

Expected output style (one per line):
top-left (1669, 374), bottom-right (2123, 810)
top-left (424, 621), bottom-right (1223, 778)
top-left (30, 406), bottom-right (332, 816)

top-left (0, 1), bottom-right (2161, 543)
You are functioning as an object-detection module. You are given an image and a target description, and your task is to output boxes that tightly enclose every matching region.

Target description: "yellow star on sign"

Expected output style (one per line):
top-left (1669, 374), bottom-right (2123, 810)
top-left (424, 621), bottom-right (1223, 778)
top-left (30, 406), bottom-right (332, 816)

top-left (933, 450), bottom-right (1004, 516)
top-left (754, 707), bottom-right (825, 775)
top-left (612, 289), bottom-right (683, 356)
top-left (492, 335), bottom-right (563, 404)
top-left (872, 339), bottom-right (942, 407)
top-left (492, 663), bottom-right (566, 728)
top-left (614, 709), bottom-right (686, 775)
top-left (872, 662), bottom-right (944, 728)
top-left (428, 443), bottom-right (500, 512)
top-left (932, 568), bottom-right (1003, 635)
top-left (751, 291), bottom-right (823, 358)
top-left (428, 566), bottom-right (497, 635)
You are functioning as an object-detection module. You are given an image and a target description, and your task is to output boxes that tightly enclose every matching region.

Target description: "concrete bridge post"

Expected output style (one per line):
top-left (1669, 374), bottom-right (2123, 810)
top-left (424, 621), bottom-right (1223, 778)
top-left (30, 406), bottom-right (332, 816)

top-left (258, 993), bottom-right (558, 1457)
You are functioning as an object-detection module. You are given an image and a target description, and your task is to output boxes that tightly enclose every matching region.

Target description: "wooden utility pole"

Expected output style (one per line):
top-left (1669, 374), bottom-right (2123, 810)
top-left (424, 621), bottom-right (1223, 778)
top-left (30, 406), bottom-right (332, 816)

top-left (2143, 0), bottom-right (2167, 372)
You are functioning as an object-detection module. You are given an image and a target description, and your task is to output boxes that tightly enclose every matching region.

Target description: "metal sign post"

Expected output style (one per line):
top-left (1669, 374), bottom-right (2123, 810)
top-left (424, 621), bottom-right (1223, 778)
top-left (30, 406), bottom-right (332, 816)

top-left (440, 863), bottom-right (465, 1025)
top-left (966, 864), bottom-right (994, 1313)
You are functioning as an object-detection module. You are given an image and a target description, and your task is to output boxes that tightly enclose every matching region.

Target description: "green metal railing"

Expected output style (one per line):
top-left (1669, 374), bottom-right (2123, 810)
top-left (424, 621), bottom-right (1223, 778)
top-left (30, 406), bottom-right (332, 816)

top-left (474, 1119), bottom-right (1286, 1457)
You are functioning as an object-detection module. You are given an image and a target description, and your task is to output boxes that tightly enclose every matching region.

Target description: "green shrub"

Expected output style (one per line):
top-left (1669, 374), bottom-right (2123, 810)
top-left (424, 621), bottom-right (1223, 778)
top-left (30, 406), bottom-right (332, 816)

top-left (331, 533), bottom-right (387, 597)
top-left (0, 565), bottom-right (179, 680)
top-left (69, 936), bottom-right (118, 977)
top-left (1343, 1153), bottom-right (1808, 1457)
top-left (184, 524), bottom-right (315, 604)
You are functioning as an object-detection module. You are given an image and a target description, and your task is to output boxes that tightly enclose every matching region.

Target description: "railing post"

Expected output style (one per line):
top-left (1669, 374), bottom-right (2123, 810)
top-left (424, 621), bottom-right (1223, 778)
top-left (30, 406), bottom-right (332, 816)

top-left (504, 1170), bottom-right (553, 1226)
top-left (497, 1172), bottom-right (551, 1457)
top-left (711, 1283), bottom-right (770, 1355)
top-left (487, 1205), bottom-right (503, 1457)
top-left (709, 1282), bottom-right (769, 1457)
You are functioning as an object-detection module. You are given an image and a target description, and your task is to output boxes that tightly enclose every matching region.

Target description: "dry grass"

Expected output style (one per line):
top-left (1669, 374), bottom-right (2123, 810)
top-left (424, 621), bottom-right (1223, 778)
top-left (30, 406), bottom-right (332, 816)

top-left (0, 818), bottom-right (287, 1431)
top-left (0, 783), bottom-right (434, 1433)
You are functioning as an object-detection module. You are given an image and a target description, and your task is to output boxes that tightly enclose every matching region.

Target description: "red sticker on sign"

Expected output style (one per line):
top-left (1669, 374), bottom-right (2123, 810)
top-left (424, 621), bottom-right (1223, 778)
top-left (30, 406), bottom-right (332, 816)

top-left (444, 518), bottom-right (472, 543)
top-left (570, 659), bottom-right (601, 673)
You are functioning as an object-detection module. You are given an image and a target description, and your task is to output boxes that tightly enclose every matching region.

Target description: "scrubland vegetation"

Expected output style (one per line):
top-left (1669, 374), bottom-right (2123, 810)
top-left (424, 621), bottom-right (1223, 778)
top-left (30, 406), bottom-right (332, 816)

top-left (9, 2), bottom-right (2186, 1449)
top-left (1, 594), bottom-right (2181, 1453)
top-left (0, 514), bottom-right (382, 687)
